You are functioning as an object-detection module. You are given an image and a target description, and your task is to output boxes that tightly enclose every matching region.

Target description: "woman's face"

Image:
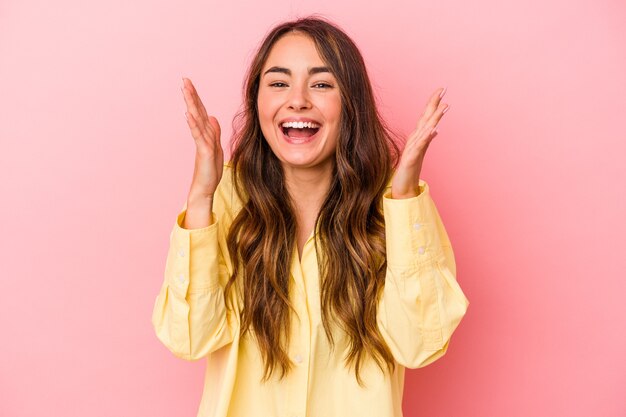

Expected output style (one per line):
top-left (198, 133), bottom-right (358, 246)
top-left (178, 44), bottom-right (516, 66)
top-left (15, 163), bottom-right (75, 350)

top-left (257, 32), bottom-right (342, 175)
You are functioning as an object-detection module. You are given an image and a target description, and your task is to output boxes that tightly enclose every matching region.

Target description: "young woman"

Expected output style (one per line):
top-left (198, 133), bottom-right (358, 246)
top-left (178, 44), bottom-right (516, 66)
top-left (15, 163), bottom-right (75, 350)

top-left (152, 16), bottom-right (469, 417)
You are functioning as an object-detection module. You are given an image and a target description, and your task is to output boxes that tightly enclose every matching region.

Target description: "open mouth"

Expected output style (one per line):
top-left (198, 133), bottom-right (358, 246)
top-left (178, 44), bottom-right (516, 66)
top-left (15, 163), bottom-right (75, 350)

top-left (280, 121), bottom-right (321, 143)
top-left (282, 126), bottom-right (320, 137)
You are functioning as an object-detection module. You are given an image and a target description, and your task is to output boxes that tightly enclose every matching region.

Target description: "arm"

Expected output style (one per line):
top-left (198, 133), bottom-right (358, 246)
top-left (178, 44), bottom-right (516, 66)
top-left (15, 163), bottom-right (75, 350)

top-left (151, 172), bottom-right (238, 361)
top-left (377, 179), bottom-right (469, 369)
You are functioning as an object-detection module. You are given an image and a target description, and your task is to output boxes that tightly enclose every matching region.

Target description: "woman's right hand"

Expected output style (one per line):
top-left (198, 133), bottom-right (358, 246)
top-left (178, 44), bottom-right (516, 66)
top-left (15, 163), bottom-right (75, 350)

top-left (181, 77), bottom-right (224, 202)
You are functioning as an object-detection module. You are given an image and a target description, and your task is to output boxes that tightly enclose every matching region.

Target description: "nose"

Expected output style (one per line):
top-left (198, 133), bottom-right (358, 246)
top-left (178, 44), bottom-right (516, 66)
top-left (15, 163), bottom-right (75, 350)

top-left (287, 83), bottom-right (311, 110)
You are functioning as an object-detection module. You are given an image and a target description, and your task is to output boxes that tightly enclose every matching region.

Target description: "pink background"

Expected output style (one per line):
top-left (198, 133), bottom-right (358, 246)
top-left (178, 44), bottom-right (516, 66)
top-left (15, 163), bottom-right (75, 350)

top-left (1, 0), bottom-right (624, 416)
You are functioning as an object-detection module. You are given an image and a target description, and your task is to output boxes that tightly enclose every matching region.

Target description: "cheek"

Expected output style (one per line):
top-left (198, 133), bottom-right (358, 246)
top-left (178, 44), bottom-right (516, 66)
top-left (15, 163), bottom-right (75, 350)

top-left (256, 107), bottom-right (274, 139)
top-left (322, 95), bottom-right (342, 125)
top-left (256, 95), bottom-right (269, 121)
top-left (257, 103), bottom-right (281, 150)
top-left (257, 93), bottom-right (281, 125)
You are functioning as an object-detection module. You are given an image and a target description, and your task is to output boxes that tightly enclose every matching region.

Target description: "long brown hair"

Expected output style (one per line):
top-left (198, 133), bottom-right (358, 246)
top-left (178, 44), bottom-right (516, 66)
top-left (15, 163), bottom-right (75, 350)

top-left (224, 16), bottom-right (401, 386)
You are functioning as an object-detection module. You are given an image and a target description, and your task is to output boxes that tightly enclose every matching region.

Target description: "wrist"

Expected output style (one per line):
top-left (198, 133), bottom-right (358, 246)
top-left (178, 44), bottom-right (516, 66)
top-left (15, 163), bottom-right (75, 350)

top-left (390, 191), bottom-right (419, 199)
top-left (390, 184), bottom-right (421, 199)
top-left (186, 194), bottom-right (213, 213)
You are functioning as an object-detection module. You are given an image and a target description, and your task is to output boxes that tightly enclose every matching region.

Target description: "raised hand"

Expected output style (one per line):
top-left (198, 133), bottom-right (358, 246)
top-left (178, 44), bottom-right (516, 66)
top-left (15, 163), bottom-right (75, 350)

top-left (181, 77), bottom-right (224, 202)
top-left (391, 87), bottom-right (449, 199)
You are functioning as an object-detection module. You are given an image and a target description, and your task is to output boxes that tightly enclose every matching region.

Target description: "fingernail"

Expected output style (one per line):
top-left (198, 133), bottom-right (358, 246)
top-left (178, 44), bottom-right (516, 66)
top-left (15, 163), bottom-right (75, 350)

top-left (442, 105), bottom-right (450, 114)
top-left (439, 87), bottom-right (447, 98)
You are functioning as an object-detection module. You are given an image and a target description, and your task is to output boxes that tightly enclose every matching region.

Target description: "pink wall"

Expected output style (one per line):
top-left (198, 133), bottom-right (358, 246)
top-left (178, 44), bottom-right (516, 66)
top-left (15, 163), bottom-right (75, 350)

top-left (1, 0), bottom-right (624, 416)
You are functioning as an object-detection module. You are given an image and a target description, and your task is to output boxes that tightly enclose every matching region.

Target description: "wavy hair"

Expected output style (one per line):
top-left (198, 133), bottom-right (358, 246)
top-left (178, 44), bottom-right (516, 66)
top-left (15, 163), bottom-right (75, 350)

top-left (223, 16), bottom-right (401, 386)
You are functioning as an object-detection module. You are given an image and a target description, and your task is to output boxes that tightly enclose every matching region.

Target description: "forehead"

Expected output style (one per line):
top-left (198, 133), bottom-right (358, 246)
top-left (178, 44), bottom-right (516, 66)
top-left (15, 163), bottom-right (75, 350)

top-left (262, 32), bottom-right (326, 72)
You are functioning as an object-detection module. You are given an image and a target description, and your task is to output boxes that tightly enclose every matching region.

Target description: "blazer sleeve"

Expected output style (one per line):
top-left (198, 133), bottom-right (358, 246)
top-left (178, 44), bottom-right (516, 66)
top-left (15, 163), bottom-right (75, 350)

top-left (151, 169), bottom-right (238, 361)
top-left (376, 179), bottom-right (470, 369)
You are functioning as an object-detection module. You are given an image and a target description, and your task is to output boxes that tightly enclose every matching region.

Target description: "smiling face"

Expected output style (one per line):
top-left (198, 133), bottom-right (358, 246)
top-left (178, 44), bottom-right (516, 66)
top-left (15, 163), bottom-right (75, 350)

top-left (257, 32), bottom-right (342, 176)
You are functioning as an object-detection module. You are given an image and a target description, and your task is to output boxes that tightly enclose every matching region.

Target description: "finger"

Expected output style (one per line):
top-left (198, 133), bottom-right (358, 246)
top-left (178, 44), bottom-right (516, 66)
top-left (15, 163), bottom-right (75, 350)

top-left (182, 78), bottom-right (203, 120)
top-left (188, 83), bottom-right (210, 123)
top-left (416, 89), bottom-right (442, 129)
top-left (413, 102), bottom-right (449, 144)
top-left (404, 117), bottom-right (442, 154)
top-left (183, 80), bottom-right (215, 141)
top-left (182, 88), bottom-right (202, 122)
top-left (425, 103), bottom-right (449, 132)
top-left (416, 87), bottom-right (446, 131)
top-left (202, 116), bottom-right (221, 152)
top-left (181, 82), bottom-right (203, 125)
top-left (181, 83), bottom-right (211, 137)
top-left (207, 116), bottom-right (222, 145)
top-left (184, 78), bottom-right (211, 123)
top-left (424, 128), bottom-right (438, 150)
top-left (182, 78), bottom-right (219, 145)
top-left (185, 111), bottom-right (209, 147)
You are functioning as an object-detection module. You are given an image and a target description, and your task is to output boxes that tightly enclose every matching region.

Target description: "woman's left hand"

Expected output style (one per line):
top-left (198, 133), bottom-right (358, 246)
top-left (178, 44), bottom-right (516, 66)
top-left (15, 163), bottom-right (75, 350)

top-left (391, 87), bottom-right (449, 199)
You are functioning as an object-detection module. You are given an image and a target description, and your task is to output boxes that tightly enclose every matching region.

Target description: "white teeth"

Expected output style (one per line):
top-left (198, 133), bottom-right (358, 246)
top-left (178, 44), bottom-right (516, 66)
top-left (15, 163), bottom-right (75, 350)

top-left (281, 121), bottom-right (320, 129)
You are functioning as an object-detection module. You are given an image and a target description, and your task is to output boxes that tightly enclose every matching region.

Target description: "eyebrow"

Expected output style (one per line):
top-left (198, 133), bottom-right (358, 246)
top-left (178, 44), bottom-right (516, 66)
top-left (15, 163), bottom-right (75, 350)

top-left (262, 66), bottom-right (332, 76)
